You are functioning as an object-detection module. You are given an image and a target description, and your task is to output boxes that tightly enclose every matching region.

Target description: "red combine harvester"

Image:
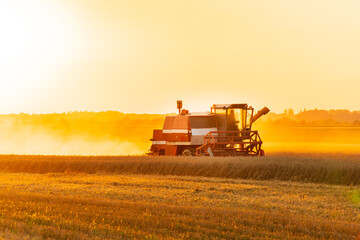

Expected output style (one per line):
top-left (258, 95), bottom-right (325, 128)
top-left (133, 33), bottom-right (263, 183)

top-left (149, 101), bottom-right (270, 157)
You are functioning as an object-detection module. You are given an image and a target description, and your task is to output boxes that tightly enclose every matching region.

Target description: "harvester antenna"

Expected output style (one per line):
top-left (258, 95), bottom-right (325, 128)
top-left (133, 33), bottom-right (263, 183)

top-left (177, 100), bottom-right (182, 114)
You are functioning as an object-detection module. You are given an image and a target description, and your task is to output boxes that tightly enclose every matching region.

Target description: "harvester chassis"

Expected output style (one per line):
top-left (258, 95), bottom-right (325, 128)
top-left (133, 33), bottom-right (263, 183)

top-left (196, 130), bottom-right (263, 156)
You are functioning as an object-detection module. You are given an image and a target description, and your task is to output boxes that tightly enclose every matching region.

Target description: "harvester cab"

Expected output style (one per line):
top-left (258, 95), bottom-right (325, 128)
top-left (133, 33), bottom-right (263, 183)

top-left (212, 104), bottom-right (252, 132)
top-left (211, 104), bottom-right (270, 132)
top-left (149, 101), bottom-right (269, 157)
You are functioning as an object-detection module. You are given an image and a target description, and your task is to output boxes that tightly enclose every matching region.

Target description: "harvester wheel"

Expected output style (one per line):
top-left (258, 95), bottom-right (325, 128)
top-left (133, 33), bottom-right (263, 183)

top-left (260, 149), bottom-right (265, 156)
top-left (182, 147), bottom-right (195, 156)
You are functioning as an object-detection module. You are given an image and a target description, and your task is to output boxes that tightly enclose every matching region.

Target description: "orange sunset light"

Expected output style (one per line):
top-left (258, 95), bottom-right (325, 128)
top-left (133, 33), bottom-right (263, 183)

top-left (1, 0), bottom-right (360, 114)
top-left (0, 1), bottom-right (360, 239)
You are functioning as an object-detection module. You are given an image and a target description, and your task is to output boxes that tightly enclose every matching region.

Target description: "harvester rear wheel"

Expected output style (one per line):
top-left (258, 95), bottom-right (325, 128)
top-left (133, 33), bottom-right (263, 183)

top-left (182, 147), bottom-right (195, 156)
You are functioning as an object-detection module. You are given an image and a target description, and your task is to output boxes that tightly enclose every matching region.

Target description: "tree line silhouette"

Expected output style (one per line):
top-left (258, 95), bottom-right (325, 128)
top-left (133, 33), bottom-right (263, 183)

top-left (2, 109), bottom-right (360, 132)
top-left (259, 109), bottom-right (360, 126)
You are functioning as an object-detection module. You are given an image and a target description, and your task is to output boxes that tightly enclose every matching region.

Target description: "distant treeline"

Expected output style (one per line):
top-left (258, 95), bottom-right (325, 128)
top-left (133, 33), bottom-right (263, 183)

top-left (1, 111), bottom-right (165, 128)
top-left (259, 109), bottom-right (360, 126)
top-left (1, 111), bottom-right (164, 126)
top-left (1, 109), bottom-right (360, 131)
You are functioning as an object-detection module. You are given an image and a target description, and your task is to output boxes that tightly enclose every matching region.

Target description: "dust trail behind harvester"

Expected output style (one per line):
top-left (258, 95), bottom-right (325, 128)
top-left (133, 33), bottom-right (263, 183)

top-left (0, 120), bottom-right (142, 155)
top-left (0, 112), bottom-right (164, 155)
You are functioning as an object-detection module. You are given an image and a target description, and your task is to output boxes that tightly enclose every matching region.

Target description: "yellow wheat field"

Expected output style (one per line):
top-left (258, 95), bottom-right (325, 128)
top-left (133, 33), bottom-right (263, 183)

top-left (0, 154), bottom-right (359, 239)
top-left (0, 173), bottom-right (359, 239)
top-left (0, 153), bottom-right (359, 185)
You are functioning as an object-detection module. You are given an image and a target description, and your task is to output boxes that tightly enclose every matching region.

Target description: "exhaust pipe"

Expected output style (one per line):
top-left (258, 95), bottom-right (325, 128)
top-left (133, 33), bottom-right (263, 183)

top-left (250, 107), bottom-right (270, 125)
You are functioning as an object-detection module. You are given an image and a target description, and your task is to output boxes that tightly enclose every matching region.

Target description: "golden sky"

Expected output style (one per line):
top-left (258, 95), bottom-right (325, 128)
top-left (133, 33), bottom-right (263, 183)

top-left (1, 0), bottom-right (359, 114)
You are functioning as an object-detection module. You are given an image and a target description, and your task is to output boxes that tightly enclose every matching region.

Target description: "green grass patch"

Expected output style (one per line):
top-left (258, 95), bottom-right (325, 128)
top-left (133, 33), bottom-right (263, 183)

top-left (350, 190), bottom-right (360, 207)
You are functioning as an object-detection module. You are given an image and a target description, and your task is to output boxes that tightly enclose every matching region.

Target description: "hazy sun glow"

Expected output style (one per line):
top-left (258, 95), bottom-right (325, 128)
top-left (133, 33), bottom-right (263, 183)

top-left (0, 1), bottom-right (84, 111)
top-left (1, 0), bottom-right (360, 114)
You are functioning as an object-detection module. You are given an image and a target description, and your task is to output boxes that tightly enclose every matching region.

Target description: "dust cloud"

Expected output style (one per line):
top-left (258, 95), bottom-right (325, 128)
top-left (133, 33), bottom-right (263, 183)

top-left (0, 119), bottom-right (146, 155)
top-left (258, 125), bottom-right (360, 154)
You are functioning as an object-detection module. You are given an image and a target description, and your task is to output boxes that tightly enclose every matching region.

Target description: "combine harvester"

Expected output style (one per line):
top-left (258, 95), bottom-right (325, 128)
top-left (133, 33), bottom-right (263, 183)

top-left (149, 101), bottom-right (270, 157)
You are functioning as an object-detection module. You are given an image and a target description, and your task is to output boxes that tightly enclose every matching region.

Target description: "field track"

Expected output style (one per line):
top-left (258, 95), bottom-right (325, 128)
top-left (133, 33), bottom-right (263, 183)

top-left (0, 153), bottom-right (359, 185)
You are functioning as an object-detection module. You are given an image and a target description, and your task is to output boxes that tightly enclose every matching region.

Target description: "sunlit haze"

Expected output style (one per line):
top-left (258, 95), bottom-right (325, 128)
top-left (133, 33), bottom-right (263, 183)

top-left (1, 0), bottom-right (360, 114)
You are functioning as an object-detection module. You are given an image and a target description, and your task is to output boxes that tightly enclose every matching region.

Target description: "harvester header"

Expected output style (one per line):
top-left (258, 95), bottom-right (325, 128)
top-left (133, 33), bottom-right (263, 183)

top-left (149, 101), bottom-right (270, 157)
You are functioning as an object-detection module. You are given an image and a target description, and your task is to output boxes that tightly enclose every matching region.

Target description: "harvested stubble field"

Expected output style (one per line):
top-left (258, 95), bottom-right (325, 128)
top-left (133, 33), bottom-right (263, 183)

top-left (0, 154), bottom-right (359, 239)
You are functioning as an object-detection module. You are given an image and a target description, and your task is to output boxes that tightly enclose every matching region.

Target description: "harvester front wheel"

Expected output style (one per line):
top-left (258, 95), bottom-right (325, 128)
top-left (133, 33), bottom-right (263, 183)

top-left (182, 147), bottom-right (195, 156)
top-left (260, 149), bottom-right (265, 156)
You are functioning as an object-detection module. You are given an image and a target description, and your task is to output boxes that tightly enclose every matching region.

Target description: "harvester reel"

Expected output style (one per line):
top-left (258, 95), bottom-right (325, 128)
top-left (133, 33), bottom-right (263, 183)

top-left (182, 147), bottom-right (195, 156)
